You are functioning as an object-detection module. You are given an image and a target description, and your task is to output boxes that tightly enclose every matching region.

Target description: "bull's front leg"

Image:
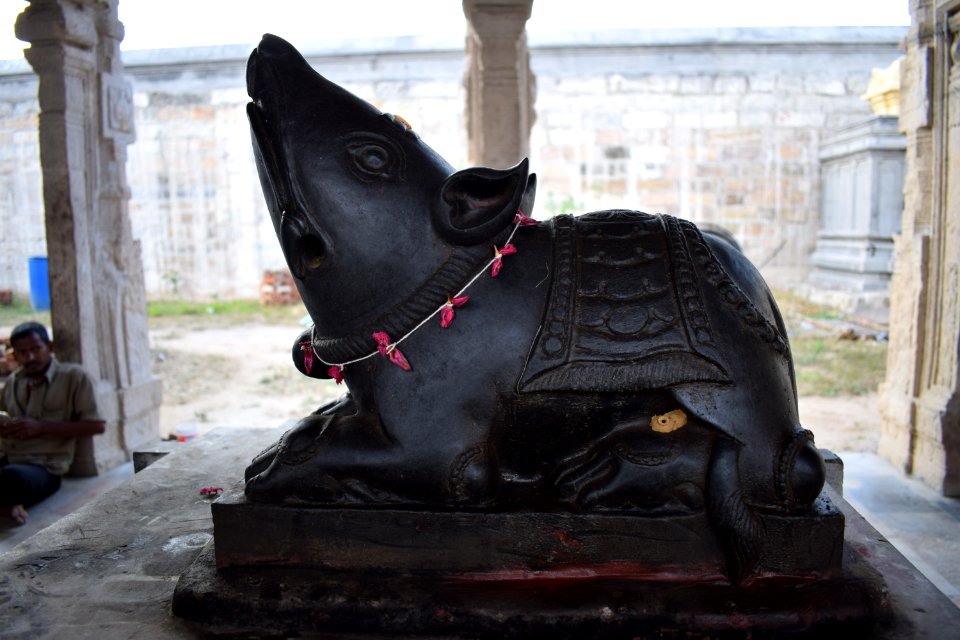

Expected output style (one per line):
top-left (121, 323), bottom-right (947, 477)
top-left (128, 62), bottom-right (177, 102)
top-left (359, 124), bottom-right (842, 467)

top-left (245, 393), bottom-right (354, 482)
top-left (244, 392), bottom-right (398, 504)
top-left (244, 373), bottom-right (504, 507)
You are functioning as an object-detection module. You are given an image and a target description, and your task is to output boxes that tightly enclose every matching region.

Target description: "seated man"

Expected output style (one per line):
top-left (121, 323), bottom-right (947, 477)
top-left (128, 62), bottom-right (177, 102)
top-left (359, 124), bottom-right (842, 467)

top-left (0, 322), bottom-right (105, 525)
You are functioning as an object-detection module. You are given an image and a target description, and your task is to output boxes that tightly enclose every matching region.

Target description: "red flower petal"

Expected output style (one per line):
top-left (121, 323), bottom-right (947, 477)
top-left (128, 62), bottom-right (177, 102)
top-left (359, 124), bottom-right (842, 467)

top-left (300, 339), bottom-right (314, 375)
top-left (372, 331), bottom-right (392, 356)
top-left (327, 365), bottom-right (344, 384)
top-left (491, 244), bottom-right (516, 277)
top-left (440, 305), bottom-right (455, 328)
top-left (514, 210), bottom-right (539, 226)
top-left (389, 347), bottom-right (412, 371)
top-left (372, 331), bottom-right (412, 371)
top-left (440, 294), bottom-right (470, 328)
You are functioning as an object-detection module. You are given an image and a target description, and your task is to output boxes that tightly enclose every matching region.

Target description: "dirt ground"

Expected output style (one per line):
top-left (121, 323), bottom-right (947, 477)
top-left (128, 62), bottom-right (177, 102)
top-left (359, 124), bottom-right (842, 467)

top-left (149, 319), bottom-right (881, 453)
top-left (150, 320), bottom-right (344, 438)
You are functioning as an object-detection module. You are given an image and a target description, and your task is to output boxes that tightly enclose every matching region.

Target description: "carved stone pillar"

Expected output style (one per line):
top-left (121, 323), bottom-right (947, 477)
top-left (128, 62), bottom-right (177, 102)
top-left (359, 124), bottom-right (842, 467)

top-left (463, 0), bottom-right (535, 168)
top-left (15, 0), bottom-right (161, 473)
top-left (878, 0), bottom-right (960, 496)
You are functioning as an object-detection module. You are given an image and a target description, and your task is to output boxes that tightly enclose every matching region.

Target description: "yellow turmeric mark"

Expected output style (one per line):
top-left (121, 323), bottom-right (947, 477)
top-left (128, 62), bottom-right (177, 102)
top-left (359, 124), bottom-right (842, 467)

top-left (651, 409), bottom-right (688, 433)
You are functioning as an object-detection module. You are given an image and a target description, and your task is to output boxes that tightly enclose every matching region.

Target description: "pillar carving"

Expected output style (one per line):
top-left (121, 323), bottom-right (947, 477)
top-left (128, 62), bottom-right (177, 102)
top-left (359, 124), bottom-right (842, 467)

top-left (878, 0), bottom-right (960, 495)
top-left (15, 0), bottom-right (161, 473)
top-left (463, 0), bottom-right (535, 168)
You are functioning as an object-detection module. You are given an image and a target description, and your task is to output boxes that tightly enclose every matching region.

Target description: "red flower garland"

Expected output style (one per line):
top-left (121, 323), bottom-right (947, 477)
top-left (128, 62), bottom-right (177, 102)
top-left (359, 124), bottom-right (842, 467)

top-left (304, 210), bottom-right (539, 380)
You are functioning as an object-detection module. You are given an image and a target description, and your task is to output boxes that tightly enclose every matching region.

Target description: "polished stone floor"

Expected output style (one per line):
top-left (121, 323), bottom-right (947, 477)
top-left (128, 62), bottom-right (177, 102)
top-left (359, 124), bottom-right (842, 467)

top-left (841, 451), bottom-right (960, 609)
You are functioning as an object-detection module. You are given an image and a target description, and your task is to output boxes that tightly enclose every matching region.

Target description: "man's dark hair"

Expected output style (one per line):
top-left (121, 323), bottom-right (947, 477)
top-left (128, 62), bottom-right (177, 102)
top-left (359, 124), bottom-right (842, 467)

top-left (10, 322), bottom-right (51, 345)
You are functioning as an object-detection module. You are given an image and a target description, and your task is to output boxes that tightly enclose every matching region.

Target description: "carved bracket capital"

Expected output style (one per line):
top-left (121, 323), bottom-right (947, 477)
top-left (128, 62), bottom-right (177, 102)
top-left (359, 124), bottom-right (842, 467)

top-left (101, 72), bottom-right (135, 142)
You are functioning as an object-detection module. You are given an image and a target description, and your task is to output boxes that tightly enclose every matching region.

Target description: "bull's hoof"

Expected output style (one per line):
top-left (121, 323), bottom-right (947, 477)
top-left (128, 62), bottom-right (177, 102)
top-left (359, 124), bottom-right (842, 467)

top-left (447, 443), bottom-right (497, 505)
top-left (244, 398), bottom-right (397, 504)
top-left (245, 394), bottom-right (355, 483)
top-left (244, 414), bottom-right (335, 502)
top-left (246, 461), bottom-right (395, 504)
top-left (550, 423), bottom-right (713, 512)
top-left (243, 415), bottom-right (329, 487)
top-left (788, 440), bottom-right (826, 506)
top-left (245, 440), bottom-right (279, 482)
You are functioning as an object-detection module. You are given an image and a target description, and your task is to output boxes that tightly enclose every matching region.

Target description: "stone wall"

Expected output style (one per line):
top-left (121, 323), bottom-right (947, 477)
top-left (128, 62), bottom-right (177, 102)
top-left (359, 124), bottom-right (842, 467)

top-left (529, 28), bottom-right (905, 283)
top-left (0, 27), bottom-right (904, 300)
top-left (122, 43), bottom-right (468, 299)
top-left (0, 69), bottom-right (45, 296)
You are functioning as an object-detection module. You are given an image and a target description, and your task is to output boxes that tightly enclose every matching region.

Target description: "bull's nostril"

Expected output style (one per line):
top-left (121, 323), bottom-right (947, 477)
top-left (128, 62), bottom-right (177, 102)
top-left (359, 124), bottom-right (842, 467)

top-left (298, 235), bottom-right (326, 273)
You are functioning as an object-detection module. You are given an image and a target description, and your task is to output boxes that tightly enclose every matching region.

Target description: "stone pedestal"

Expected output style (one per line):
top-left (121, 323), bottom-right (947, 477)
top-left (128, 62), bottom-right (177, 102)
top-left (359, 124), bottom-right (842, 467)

top-left (174, 540), bottom-right (885, 638)
top-left (2, 429), bottom-right (957, 638)
top-left (807, 116), bottom-right (905, 320)
top-left (172, 490), bottom-right (886, 638)
top-left (15, 0), bottom-right (161, 473)
top-left (463, 0), bottom-right (535, 168)
top-left (209, 490), bottom-right (844, 578)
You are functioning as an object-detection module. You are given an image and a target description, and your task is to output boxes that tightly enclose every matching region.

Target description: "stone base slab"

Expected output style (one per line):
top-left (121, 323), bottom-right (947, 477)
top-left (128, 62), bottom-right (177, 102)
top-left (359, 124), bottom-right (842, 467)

top-left (175, 491), bottom-right (853, 637)
top-left (173, 537), bottom-right (886, 639)
top-left (210, 489), bottom-right (844, 579)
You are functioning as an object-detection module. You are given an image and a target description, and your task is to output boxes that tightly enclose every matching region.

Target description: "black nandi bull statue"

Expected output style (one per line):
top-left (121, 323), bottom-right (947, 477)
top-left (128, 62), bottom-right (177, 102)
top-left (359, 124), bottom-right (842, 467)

top-left (244, 34), bottom-right (826, 579)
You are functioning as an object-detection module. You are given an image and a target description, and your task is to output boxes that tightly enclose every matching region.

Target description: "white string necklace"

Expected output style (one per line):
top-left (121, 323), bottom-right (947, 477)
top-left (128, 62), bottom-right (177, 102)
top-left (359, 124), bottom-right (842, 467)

top-left (300, 211), bottom-right (538, 383)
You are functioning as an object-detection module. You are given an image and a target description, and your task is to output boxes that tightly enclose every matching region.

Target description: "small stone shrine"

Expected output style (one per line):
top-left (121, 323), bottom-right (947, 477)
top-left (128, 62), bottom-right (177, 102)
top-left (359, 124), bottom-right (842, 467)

top-left (808, 60), bottom-right (906, 320)
top-left (174, 35), bottom-right (891, 638)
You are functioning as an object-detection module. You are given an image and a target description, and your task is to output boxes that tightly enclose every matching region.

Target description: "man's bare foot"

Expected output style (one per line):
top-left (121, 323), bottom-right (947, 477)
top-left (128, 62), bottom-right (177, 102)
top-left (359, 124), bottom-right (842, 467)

top-left (1, 504), bottom-right (28, 525)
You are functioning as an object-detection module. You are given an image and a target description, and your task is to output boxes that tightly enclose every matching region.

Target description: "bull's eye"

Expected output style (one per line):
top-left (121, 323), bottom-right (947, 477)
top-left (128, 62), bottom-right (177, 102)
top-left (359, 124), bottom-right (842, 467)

top-left (356, 144), bottom-right (389, 170)
top-left (344, 135), bottom-right (405, 183)
top-left (347, 142), bottom-right (396, 181)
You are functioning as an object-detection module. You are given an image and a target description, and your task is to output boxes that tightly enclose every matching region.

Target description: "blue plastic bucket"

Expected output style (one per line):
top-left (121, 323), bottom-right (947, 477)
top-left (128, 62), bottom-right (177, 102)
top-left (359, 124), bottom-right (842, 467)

top-left (28, 256), bottom-right (50, 311)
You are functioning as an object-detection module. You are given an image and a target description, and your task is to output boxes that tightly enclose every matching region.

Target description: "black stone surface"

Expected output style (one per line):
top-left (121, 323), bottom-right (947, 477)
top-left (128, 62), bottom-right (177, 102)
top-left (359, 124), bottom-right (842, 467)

top-left (211, 488), bottom-right (843, 578)
top-left (173, 537), bottom-right (885, 639)
top-left (172, 490), bottom-right (860, 638)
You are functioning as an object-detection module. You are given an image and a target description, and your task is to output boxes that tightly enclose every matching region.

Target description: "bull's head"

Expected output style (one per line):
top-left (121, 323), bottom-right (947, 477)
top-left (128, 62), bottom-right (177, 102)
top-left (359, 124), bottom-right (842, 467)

top-left (246, 34), bottom-right (532, 335)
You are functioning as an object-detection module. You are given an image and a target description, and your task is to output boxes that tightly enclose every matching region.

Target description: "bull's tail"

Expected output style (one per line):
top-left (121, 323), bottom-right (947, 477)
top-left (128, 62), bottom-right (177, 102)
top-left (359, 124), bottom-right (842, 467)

top-left (707, 437), bottom-right (765, 583)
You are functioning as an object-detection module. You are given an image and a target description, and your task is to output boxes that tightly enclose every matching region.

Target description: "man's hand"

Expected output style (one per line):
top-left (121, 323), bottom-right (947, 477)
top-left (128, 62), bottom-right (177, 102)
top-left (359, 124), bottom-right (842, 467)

top-left (0, 416), bottom-right (44, 439)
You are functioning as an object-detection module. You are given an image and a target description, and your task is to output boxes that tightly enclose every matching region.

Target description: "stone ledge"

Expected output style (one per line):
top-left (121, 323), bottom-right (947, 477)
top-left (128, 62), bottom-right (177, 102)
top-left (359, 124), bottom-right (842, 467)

top-left (132, 438), bottom-right (179, 472)
top-left (175, 539), bottom-right (884, 639)
top-left (211, 490), bottom-right (843, 578)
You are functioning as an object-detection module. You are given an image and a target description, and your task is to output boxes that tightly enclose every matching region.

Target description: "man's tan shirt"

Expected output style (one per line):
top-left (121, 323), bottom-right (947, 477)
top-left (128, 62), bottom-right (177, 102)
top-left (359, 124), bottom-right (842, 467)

top-left (0, 358), bottom-right (102, 474)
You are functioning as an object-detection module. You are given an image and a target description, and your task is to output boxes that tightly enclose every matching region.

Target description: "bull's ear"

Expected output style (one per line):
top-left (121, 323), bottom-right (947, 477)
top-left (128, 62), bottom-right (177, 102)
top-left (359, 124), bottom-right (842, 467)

top-left (520, 172), bottom-right (537, 217)
top-left (433, 158), bottom-right (530, 245)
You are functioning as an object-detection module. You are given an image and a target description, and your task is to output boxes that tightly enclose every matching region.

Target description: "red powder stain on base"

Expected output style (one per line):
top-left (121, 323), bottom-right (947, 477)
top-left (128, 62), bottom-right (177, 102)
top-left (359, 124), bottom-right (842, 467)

top-left (451, 561), bottom-right (728, 587)
top-left (550, 529), bottom-right (581, 549)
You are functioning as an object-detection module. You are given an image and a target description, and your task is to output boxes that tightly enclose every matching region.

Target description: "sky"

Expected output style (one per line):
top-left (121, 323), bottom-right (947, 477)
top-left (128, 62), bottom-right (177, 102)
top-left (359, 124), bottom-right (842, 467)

top-left (2, 0), bottom-right (909, 60)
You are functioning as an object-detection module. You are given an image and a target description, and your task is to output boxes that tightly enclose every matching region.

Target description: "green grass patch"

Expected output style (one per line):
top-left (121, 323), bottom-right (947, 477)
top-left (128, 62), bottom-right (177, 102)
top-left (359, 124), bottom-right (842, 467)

top-left (147, 299), bottom-right (262, 317)
top-left (146, 298), bottom-right (308, 327)
top-left (2, 296), bottom-right (307, 336)
top-left (0, 296), bottom-right (51, 331)
top-left (791, 334), bottom-right (887, 397)
top-left (772, 289), bottom-right (844, 321)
